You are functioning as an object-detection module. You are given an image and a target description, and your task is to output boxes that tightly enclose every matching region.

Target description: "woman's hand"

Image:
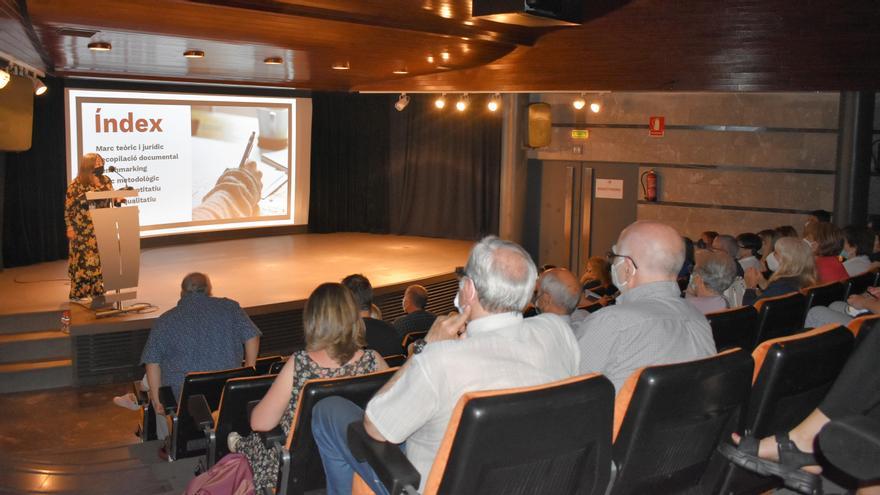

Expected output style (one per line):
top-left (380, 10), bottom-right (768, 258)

top-left (66, 227), bottom-right (75, 240)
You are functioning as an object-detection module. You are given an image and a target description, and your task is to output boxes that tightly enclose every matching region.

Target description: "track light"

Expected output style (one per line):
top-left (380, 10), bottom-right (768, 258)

top-left (331, 61), bottom-right (350, 70)
top-left (263, 56), bottom-right (283, 65)
top-left (487, 93), bottom-right (500, 112)
top-left (394, 93), bottom-right (410, 111)
top-left (590, 102), bottom-right (601, 113)
top-left (572, 93), bottom-right (586, 110)
top-left (88, 41), bottom-right (112, 52)
top-left (434, 94), bottom-right (447, 109)
top-left (456, 94), bottom-right (469, 112)
top-left (183, 50), bottom-right (205, 58)
top-left (0, 67), bottom-right (9, 90)
top-left (33, 77), bottom-right (47, 95)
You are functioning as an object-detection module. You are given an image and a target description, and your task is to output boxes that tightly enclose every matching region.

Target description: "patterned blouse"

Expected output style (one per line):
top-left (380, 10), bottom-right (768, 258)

top-left (64, 176), bottom-right (113, 299)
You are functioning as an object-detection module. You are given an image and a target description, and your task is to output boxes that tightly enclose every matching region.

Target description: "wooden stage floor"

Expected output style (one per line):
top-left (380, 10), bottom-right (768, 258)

top-left (0, 233), bottom-right (473, 328)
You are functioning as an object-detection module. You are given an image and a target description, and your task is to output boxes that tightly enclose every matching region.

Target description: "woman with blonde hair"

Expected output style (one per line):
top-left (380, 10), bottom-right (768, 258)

top-left (64, 153), bottom-right (115, 300)
top-left (743, 236), bottom-right (816, 305)
top-left (231, 282), bottom-right (388, 491)
top-left (580, 256), bottom-right (615, 297)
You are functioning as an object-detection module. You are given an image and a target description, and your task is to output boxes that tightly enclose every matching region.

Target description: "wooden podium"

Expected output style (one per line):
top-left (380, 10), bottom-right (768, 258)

top-left (85, 189), bottom-right (140, 315)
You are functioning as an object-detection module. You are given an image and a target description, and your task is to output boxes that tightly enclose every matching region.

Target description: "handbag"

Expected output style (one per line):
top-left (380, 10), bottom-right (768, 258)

top-left (184, 453), bottom-right (255, 495)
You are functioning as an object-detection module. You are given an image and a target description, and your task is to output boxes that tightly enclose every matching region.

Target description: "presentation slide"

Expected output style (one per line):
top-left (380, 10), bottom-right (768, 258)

top-left (65, 89), bottom-right (311, 237)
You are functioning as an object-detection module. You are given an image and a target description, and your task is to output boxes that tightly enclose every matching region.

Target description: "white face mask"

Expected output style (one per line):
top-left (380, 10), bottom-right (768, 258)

top-left (766, 252), bottom-right (780, 272)
top-left (611, 258), bottom-right (634, 292)
top-left (453, 292), bottom-right (462, 312)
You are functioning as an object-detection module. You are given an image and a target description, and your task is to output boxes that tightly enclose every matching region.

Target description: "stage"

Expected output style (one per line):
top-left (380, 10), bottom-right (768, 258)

top-left (0, 233), bottom-right (472, 392)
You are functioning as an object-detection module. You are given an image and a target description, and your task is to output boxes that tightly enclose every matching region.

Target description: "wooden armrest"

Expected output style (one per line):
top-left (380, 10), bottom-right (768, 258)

top-left (347, 422), bottom-right (420, 495)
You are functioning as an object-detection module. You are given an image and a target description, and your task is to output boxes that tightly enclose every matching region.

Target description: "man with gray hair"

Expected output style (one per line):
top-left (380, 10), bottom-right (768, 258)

top-left (534, 267), bottom-right (589, 332)
top-left (312, 236), bottom-right (580, 494)
top-left (576, 221), bottom-right (716, 391)
top-left (686, 251), bottom-right (737, 314)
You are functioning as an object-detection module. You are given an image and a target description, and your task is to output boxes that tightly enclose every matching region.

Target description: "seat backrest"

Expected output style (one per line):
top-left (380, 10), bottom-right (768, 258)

top-left (707, 305), bottom-right (759, 352)
top-left (383, 354), bottom-right (406, 367)
top-left (746, 324), bottom-right (853, 437)
top-left (754, 292), bottom-right (807, 347)
top-left (425, 374), bottom-right (615, 495)
top-left (845, 270), bottom-right (878, 299)
top-left (610, 349), bottom-right (753, 495)
top-left (401, 331), bottom-right (427, 350)
top-left (213, 374), bottom-right (276, 461)
top-left (254, 355), bottom-right (283, 375)
top-left (174, 366), bottom-right (257, 459)
top-left (847, 314), bottom-right (880, 337)
top-left (854, 316), bottom-right (880, 348)
top-left (268, 358), bottom-right (287, 375)
top-left (800, 281), bottom-right (847, 326)
top-left (283, 368), bottom-right (397, 494)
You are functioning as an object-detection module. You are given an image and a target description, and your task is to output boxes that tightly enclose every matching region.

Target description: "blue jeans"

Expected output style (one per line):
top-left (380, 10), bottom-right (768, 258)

top-left (312, 396), bottom-right (390, 495)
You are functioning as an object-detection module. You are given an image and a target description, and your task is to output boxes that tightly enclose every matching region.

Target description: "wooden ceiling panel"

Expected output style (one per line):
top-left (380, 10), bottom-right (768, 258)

top-left (0, 0), bottom-right (49, 71)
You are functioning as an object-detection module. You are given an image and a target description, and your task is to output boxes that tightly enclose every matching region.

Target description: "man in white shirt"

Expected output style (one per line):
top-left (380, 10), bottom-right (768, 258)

top-left (841, 226), bottom-right (874, 276)
top-left (533, 267), bottom-right (590, 336)
top-left (312, 236), bottom-right (580, 495)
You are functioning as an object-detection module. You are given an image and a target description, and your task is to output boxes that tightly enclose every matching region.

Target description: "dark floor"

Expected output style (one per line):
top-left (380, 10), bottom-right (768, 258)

top-left (0, 381), bottom-right (142, 454)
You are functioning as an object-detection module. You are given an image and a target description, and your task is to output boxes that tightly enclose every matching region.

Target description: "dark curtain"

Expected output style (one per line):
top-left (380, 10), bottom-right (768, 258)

top-left (2, 76), bottom-right (67, 267)
top-left (309, 92), bottom-right (392, 233)
top-left (389, 95), bottom-right (501, 239)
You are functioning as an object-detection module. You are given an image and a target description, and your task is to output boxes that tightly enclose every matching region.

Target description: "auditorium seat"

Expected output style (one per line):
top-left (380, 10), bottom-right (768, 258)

top-left (254, 355), bottom-right (283, 375)
top-left (706, 305), bottom-right (759, 352)
top-left (263, 368), bottom-right (397, 495)
top-left (347, 373), bottom-right (615, 495)
top-left (709, 324), bottom-right (853, 494)
top-left (383, 354), bottom-right (406, 367)
top-left (753, 292), bottom-right (807, 347)
top-left (844, 269), bottom-right (879, 299)
top-left (847, 314), bottom-right (880, 338)
top-left (800, 281), bottom-right (847, 327)
top-left (189, 373), bottom-right (276, 468)
top-left (401, 331), bottom-right (427, 351)
top-left (268, 358), bottom-right (287, 375)
top-left (157, 366), bottom-right (256, 461)
top-left (610, 349), bottom-right (752, 495)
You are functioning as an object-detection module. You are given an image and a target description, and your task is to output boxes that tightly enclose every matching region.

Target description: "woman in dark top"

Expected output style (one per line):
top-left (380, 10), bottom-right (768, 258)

top-left (743, 236), bottom-right (816, 306)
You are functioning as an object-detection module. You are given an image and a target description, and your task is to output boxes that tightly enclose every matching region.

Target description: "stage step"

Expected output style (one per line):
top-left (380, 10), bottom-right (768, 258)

top-left (0, 358), bottom-right (74, 394)
top-left (0, 330), bottom-right (71, 364)
top-left (0, 309), bottom-right (65, 335)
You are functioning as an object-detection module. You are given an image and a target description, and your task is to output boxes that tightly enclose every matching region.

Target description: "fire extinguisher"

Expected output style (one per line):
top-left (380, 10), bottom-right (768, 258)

top-left (640, 169), bottom-right (658, 202)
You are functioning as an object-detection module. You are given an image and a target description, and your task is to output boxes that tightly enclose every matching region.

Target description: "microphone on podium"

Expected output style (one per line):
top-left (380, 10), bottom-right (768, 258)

top-left (107, 165), bottom-right (134, 190)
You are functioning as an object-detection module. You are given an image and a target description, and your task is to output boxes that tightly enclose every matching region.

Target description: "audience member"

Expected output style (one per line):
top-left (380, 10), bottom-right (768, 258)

top-left (342, 274), bottom-right (403, 357)
top-left (736, 232), bottom-right (763, 273)
top-left (230, 283), bottom-right (388, 492)
top-left (743, 237), bottom-right (816, 305)
top-left (804, 221), bottom-right (848, 283)
top-left (841, 225), bottom-right (874, 276)
top-left (311, 236), bottom-right (579, 494)
top-left (140, 273), bottom-right (261, 438)
top-left (805, 286), bottom-right (880, 328)
top-left (686, 251), bottom-right (737, 314)
top-left (575, 221), bottom-right (716, 391)
top-left (697, 230), bottom-right (719, 249)
top-left (534, 267), bottom-right (588, 333)
top-left (776, 225), bottom-right (799, 239)
top-left (580, 255), bottom-right (616, 297)
top-left (713, 234), bottom-right (745, 277)
top-left (805, 209), bottom-right (832, 229)
top-left (679, 236), bottom-right (696, 278)
top-left (392, 284), bottom-right (436, 338)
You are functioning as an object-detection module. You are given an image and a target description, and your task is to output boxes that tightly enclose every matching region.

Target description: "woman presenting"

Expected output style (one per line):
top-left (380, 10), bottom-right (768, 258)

top-left (65, 153), bottom-right (115, 301)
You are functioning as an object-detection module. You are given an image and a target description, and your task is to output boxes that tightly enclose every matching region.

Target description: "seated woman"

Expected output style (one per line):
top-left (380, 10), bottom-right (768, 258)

top-left (735, 232), bottom-right (763, 274)
top-left (743, 237), bottom-right (816, 306)
top-left (804, 221), bottom-right (849, 283)
top-left (230, 282), bottom-right (388, 492)
top-left (805, 286), bottom-right (880, 328)
top-left (579, 256), bottom-right (616, 304)
top-left (841, 225), bottom-right (875, 276)
top-left (686, 251), bottom-right (737, 314)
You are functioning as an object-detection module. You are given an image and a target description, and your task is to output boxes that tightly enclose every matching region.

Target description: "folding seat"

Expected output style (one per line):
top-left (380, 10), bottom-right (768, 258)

top-left (401, 331), bottom-right (427, 351)
top-left (609, 349), bottom-right (753, 495)
top-left (844, 269), bottom-right (879, 299)
top-left (706, 305), bottom-right (759, 352)
top-left (254, 355), bottom-right (283, 375)
top-left (382, 354), bottom-right (407, 367)
top-left (347, 373), bottom-right (615, 495)
top-left (269, 358), bottom-right (287, 375)
top-left (709, 324), bottom-right (853, 494)
top-left (847, 314), bottom-right (880, 338)
top-left (189, 373), bottom-right (276, 467)
top-left (800, 281), bottom-right (847, 327)
top-left (753, 292), bottom-right (807, 347)
top-left (264, 368), bottom-right (397, 495)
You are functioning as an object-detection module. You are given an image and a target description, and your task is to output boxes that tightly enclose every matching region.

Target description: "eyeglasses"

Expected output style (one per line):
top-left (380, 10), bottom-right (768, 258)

top-left (607, 250), bottom-right (638, 270)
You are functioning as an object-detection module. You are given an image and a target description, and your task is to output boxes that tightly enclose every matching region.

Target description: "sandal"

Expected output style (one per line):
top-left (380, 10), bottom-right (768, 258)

top-left (718, 432), bottom-right (822, 495)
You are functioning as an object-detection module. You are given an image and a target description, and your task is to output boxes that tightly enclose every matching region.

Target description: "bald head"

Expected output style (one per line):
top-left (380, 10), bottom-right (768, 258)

top-left (181, 272), bottom-right (212, 296)
top-left (617, 221), bottom-right (685, 281)
top-left (536, 268), bottom-right (581, 315)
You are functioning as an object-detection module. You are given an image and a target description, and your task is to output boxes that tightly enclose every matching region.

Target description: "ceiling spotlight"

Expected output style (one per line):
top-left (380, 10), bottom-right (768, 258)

top-left (33, 77), bottom-right (47, 96)
top-left (426, 55), bottom-right (434, 64)
top-left (183, 50), bottom-right (205, 58)
top-left (0, 67), bottom-right (9, 89)
top-left (87, 41), bottom-right (112, 52)
top-left (440, 51), bottom-right (450, 62)
top-left (394, 93), bottom-right (410, 111)
top-left (456, 94), bottom-right (469, 112)
top-left (392, 67), bottom-right (409, 75)
top-left (487, 93), bottom-right (500, 112)
top-left (331, 61), bottom-right (350, 70)
top-left (572, 93), bottom-right (586, 110)
top-left (590, 102), bottom-right (601, 113)
top-left (263, 56), bottom-right (283, 65)
top-left (434, 94), bottom-right (447, 109)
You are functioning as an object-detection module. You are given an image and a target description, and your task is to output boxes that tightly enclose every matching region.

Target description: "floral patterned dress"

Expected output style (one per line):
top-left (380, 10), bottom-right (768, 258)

top-left (64, 176), bottom-right (113, 299)
top-left (236, 349), bottom-right (382, 491)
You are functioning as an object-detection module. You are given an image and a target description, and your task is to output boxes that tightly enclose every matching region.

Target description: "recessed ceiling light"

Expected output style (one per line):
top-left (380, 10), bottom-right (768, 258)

top-left (183, 50), bottom-right (205, 58)
top-left (263, 56), bottom-right (283, 65)
top-left (427, 55), bottom-right (434, 64)
top-left (463, 20), bottom-right (474, 26)
top-left (392, 68), bottom-right (409, 75)
top-left (331, 61), bottom-right (350, 70)
top-left (440, 51), bottom-right (450, 62)
top-left (88, 41), bottom-right (112, 52)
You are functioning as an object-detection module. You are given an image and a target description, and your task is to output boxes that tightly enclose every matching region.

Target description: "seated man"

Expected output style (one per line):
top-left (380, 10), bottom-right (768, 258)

top-left (392, 284), bottom-right (436, 339)
top-left (686, 250), bottom-right (737, 314)
top-left (312, 237), bottom-right (580, 494)
top-left (534, 267), bottom-right (589, 335)
top-left (141, 272), bottom-right (261, 437)
top-left (576, 221), bottom-right (716, 392)
top-left (342, 274), bottom-right (403, 357)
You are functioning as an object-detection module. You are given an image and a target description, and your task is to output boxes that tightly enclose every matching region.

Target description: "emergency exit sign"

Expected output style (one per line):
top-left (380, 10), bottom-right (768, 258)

top-left (571, 129), bottom-right (590, 139)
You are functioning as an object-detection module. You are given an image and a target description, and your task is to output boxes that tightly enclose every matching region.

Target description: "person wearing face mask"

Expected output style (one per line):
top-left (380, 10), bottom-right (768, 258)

top-left (534, 268), bottom-right (588, 335)
top-left (803, 221), bottom-right (849, 283)
top-left (391, 285), bottom-right (436, 339)
top-left (735, 233), bottom-right (763, 273)
top-left (64, 152), bottom-right (116, 301)
top-left (574, 221), bottom-right (716, 392)
top-left (743, 237), bottom-right (817, 305)
top-left (840, 225), bottom-right (874, 276)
